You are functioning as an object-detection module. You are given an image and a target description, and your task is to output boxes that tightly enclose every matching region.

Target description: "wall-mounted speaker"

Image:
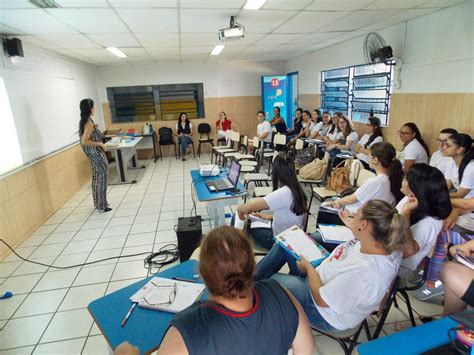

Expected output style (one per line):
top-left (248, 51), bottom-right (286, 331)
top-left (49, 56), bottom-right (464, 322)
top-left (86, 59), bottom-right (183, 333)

top-left (4, 38), bottom-right (24, 57)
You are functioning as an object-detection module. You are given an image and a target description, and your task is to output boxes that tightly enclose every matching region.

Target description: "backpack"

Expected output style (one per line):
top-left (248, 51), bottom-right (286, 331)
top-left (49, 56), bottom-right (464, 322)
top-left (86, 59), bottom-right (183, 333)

top-left (159, 127), bottom-right (173, 144)
top-left (295, 145), bottom-right (317, 166)
top-left (327, 159), bottom-right (353, 193)
top-left (299, 157), bottom-right (327, 180)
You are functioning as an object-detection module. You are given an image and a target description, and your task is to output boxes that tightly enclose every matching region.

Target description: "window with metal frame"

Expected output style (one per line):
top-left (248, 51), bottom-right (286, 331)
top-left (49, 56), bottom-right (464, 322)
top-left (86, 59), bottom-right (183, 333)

top-left (320, 62), bottom-right (394, 126)
top-left (107, 83), bottom-right (205, 123)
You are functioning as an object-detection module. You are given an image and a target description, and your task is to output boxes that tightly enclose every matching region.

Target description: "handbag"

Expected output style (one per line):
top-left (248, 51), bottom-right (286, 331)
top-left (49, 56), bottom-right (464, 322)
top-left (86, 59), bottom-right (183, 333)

top-left (327, 159), bottom-right (353, 193)
top-left (299, 157), bottom-right (327, 180)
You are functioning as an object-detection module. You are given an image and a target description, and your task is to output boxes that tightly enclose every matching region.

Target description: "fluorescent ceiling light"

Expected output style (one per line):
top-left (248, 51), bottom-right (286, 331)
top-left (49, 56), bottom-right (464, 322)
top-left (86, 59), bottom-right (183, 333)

top-left (243, 0), bottom-right (266, 10)
top-left (106, 47), bottom-right (127, 58)
top-left (210, 44), bottom-right (225, 55)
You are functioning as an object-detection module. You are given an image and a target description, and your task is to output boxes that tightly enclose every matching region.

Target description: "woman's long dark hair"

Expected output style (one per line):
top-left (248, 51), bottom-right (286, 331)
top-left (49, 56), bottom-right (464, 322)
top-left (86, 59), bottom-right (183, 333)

top-left (177, 112), bottom-right (190, 126)
top-left (403, 122), bottom-right (430, 156)
top-left (272, 154), bottom-right (307, 215)
top-left (79, 98), bottom-right (94, 137)
top-left (365, 116), bottom-right (384, 148)
top-left (339, 115), bottom-right (354, 138)
top-left (370, 142), bottom-right (404, 202)
top-left (327, 112), bottom-right (342, 135)
top-left (406, 163), bottom-right (452, 225)
top-left (448, 133), bottom-right (474, 182)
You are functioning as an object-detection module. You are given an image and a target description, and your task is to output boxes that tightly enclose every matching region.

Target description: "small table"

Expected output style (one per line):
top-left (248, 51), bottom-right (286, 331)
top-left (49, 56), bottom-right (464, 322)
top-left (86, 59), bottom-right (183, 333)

top-left (356, 317), bottom-right (459, 355)
top-left (107, 137), bottom-right (145, 184)
top-left (191, 169), bottom-right (247, 227)
top-left (88, 260), bottom-right (202, 355)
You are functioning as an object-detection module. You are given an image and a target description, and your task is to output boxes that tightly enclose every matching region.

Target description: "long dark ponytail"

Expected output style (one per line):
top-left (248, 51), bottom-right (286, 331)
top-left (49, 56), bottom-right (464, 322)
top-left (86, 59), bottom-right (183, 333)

top-left (365, 116), bottom-right (384, 148)
top-left (370, 142), bottom-right (404, 202)
top-left (449, 133), bottom-right (474, 182)
top-left (79, 98), bottom-right (94, 137)
top-left (403, 122), bottom-right (430, 156)
top-left (272, 154), bottom-right (307, 216)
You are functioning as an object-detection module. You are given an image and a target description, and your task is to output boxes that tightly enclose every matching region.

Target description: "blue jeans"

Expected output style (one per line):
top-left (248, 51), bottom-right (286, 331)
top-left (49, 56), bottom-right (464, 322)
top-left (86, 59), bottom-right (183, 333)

top-left (178, 135), bottom-right (192, 155)
top-left (255, 244), bottom-right (337, 332)
top-left (250, 228), bottom-right (274, 250)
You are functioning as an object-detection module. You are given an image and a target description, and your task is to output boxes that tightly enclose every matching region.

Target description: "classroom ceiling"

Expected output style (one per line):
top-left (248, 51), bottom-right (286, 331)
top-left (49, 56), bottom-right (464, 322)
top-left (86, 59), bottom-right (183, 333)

top-left (0, 0), bottom-right (466, 65)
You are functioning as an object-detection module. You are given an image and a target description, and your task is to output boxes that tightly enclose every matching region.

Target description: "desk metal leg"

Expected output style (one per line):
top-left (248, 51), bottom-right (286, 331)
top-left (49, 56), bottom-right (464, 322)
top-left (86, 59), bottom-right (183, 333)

top-left (117, 150), bottom-right (126, 182)
top-left (152, 136), bottom-right (158, 163)
top-left (129, 152), bottom-right (146, 170)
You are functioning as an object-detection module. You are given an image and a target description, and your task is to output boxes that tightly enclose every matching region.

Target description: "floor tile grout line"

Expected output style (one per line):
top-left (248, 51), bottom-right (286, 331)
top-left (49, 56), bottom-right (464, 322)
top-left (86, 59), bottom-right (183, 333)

top-left (30, 181), bottom-right (131, 353)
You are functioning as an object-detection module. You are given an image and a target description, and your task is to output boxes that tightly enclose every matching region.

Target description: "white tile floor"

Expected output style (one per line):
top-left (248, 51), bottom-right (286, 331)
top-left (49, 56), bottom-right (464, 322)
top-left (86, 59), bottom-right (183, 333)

top-left (0, 154), bottom-right (443, 354)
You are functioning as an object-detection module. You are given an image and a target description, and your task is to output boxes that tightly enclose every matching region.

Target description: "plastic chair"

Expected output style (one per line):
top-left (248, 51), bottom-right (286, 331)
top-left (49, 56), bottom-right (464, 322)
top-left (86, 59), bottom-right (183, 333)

top-left (158, 127), bottom-right (177, 160)
top-left (197, 123), bottom-right (214, 157)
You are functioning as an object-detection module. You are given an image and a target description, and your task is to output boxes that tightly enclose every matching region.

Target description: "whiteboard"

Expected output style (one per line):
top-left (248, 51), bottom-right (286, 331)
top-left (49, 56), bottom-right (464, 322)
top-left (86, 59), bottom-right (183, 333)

top-left (4, 70), bottom-right (80, 164)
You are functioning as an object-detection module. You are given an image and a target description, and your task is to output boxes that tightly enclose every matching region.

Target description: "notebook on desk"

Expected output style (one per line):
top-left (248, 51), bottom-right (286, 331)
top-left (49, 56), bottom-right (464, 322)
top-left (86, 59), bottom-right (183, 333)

top-left (206, 160), bottom-right (241, 192)
top-left (130, 277), bottom-right (205, 313)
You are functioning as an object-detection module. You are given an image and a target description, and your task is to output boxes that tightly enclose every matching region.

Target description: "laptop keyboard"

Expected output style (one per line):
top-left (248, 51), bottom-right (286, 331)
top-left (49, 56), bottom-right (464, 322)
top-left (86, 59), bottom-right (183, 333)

top-left (214, 179), bottom-right (233, 190)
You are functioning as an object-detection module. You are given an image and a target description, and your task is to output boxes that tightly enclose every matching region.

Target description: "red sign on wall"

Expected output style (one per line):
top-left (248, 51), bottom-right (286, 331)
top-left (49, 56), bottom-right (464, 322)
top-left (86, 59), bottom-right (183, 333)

top-left (270, 78), bottom-right (279, 88)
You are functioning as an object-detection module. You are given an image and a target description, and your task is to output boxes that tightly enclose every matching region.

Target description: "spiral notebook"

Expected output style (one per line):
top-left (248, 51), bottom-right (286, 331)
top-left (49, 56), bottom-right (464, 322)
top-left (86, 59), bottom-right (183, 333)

top-left (130, 277), bottom-right (205, 313)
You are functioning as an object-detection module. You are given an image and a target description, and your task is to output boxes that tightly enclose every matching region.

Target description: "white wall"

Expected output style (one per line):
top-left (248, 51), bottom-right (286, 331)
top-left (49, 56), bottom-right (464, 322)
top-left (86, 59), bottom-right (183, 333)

top-left (96, 60), bottom-right (286, 101)
top-left (0, 42), bottom-right (102, 164)
top-left (286, 1), bottom-right (474, 94)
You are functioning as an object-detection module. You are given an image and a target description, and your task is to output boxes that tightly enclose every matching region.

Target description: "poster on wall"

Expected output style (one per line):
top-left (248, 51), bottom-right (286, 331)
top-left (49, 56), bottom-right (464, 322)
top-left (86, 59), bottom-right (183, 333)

top-left (262, 75), bottom-right (287, 124)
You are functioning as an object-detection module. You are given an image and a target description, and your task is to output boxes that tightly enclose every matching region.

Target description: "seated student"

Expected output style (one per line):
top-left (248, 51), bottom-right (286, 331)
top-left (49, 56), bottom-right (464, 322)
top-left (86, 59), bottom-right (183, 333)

top-left (324, 115), bottom-right (359, 177)
top-left (248, 111), bottom-right (272, 153)
top-left (309, 111), bottom-right (332, 139)
top-left (255, 200), bottom-right (408, 332)
top-left (415, 196), bottom-right (474, 301)
top-left (322, 112), bottom-right (342, 144)
top-left (236, 154), bottom-right (307, 250)
top-left (115, 226), bottom-right (315, 355)
top-left (316, 142), bottom-right (403, 232)
top-left (287, 108), bottom-right (304, 139)
top-left (287, 110), bottom-right (311, 149)
top-left (216, 111), bottom-right (237, 143)
top-left (306, 109), bottom-right (323, 137)
top-left (429, 128), bottom-right (458, 175)
top-left (441, 239), bottom-right (474, 316)
top-left (269, 107), bottom-right (288, 135)
top-left (326, 115), bottom-right (359, 155)
top-left (354, 116), bottom-right (384, 170)
top-left (395, 164), bottom-right (452, 277)
top-left (398, 122), bottom-right (429, 172)
top-left (176, 112), bottom-right (193, 161)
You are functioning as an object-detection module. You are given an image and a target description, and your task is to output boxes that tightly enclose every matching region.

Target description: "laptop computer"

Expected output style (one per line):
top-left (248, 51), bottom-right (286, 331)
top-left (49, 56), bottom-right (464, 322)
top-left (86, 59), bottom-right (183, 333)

top-left (206, 160), bottom-right (241, 192)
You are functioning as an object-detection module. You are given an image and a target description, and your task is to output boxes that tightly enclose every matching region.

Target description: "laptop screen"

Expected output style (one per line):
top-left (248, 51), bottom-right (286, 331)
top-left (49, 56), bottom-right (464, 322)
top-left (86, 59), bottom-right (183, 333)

top-left (228, 161), bottom-right (240, 186)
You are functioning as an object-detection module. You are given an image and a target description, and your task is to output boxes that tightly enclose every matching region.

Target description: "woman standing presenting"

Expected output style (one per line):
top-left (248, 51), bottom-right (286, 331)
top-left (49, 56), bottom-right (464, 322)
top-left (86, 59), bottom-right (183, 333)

top-left (78, 98), bottom-right (111, 212)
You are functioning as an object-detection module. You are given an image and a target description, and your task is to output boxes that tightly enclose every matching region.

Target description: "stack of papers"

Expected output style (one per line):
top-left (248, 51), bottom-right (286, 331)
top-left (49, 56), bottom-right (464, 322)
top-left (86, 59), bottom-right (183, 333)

top-left (274, 225), bottom-right (328, 266)
top-left (318, 224), bottom-right (354, 244)
top-left (130, 277), bottom-right (205, 313)
top-left (249, 214), bottom-right (272, 229)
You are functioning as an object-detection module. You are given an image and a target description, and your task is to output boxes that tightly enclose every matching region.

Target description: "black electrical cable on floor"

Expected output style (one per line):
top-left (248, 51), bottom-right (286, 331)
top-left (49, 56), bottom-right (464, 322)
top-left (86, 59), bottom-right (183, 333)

top-left (0, 238), bottom-right (179, 271)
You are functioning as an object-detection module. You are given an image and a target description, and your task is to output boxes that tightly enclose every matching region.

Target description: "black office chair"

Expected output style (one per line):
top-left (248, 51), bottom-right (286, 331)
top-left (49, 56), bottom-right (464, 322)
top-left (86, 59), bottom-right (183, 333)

top-left (197, 123), bottom-right (214, 157)
top-left (158, 127), bottom-right (177, 160)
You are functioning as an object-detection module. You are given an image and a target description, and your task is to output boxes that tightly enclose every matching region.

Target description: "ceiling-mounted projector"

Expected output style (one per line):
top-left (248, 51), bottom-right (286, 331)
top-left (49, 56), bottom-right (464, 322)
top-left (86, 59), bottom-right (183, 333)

top-left (218, 16), bottom-right (245, 41)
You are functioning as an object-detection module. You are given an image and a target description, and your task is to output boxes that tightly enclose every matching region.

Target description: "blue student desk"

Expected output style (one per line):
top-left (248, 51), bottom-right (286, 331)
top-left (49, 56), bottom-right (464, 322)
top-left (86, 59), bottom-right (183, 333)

top-left (190, 169), bottom-right (247, 227)
top-left (88, 260), bottom-right (203, 355)
top-left (356, 316), bottom-right (459, 355)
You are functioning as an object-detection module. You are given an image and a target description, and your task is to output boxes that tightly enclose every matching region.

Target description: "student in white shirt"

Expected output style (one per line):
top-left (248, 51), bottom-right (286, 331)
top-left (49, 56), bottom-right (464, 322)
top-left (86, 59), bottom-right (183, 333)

top-left (326, 115), bottom-right (359, 153)
top-left (306, 110), bottom-right (323, 137)
top-left (316, 143), bottom-right (404, 233)
top-left (429, 128), bottom-right (457, 176)
top-left (441, 133), bottom-right (474, 232)
top-left (237, 154), bottom-right (307, 250)
top-left (354, 116), bottom-right (384, 169)
top-left (322, 112), bottom-right (342, 144)
top-left (287, 110), bottom-right (311, 149)
top-left (255, 200), bottom-right (408, 332)
top-left (398, 122), bottom-right (429, 172)
top-left (395, 164), bottom-right (452, 276)
top-left (248, 110), bottom-right (272, 153)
